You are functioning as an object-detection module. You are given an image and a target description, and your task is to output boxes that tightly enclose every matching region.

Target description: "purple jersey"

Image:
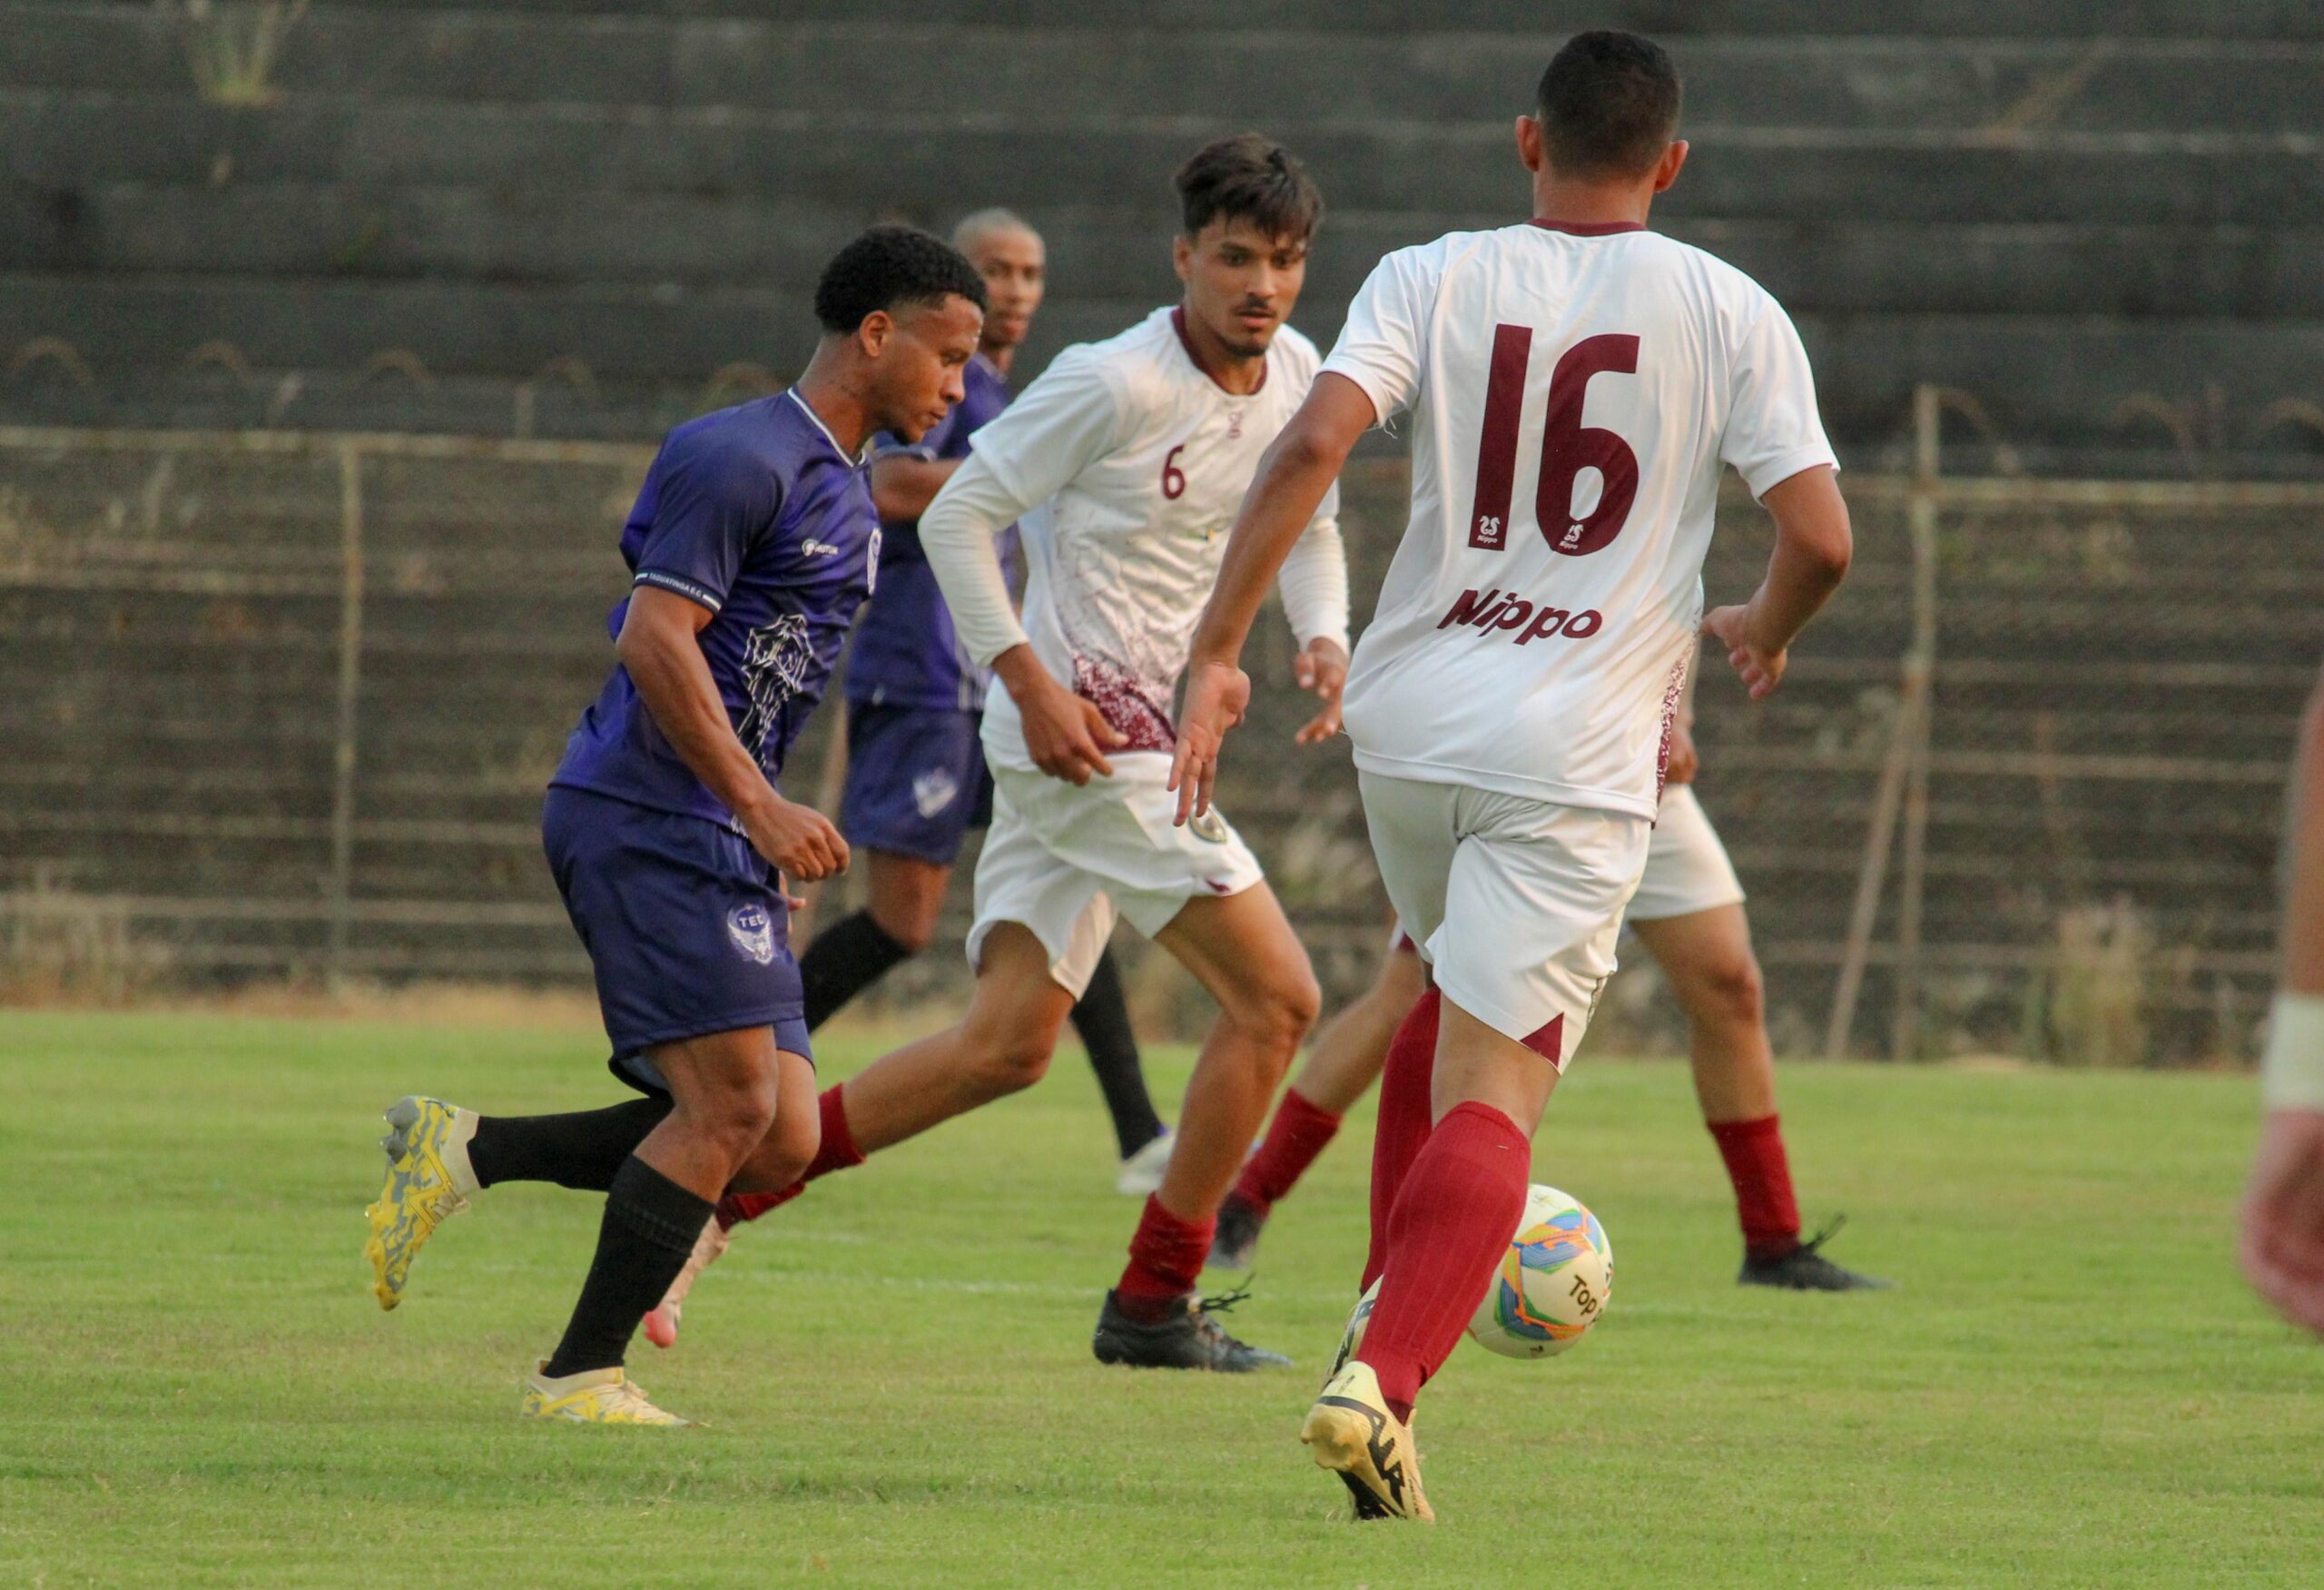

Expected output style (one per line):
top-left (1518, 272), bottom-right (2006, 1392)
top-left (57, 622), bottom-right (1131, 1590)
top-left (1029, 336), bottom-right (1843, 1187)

top-left (551, 390), bottom-right (879, 827)
top-left (845, 352), bottom-right (1016, 711)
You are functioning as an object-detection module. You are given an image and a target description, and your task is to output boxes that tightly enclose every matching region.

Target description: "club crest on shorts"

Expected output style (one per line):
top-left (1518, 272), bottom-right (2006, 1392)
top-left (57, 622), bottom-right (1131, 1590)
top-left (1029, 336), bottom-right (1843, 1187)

top-left (1188, 807), bottom-right (1230, 844)
top-left (913, 766), bottom-right (961, 818)
top-left (726, 903), bottom-right (775, 965)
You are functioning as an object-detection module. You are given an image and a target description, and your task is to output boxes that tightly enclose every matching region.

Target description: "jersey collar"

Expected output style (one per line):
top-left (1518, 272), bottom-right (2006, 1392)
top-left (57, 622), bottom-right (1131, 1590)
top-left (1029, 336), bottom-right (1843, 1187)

top-left (1169, 305), bottom-right (1269, 397)
top-left (785, 387), bottom-right (873, 465)
top-left (1527, 218), bottom-right (1649, 236)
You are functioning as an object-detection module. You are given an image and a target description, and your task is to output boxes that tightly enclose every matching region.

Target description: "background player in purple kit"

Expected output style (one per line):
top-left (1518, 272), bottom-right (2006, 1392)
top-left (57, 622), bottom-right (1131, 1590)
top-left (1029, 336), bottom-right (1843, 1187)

top-left (359, 227), bottom-right (989, 1427)
top-left (798, 210), bottom-right (1173, 1190)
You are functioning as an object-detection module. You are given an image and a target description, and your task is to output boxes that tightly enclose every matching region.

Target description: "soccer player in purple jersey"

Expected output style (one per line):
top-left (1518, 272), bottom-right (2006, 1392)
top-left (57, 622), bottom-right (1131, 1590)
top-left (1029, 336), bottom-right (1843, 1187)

top-left (360, 228), bottom-right (988, 1426)
top-left (793, 210), bottom-right (1171, 1186)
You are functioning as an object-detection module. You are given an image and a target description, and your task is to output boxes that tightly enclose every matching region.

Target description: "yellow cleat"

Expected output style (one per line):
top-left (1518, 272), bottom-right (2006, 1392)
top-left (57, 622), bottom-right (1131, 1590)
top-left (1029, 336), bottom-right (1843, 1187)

top-left (1302, 1361), bottom-right (1433, 1524)
top-left (363, 1095), bottom-right (478, 1310)
top-left (521, 1361), bottom-right (691, 1427)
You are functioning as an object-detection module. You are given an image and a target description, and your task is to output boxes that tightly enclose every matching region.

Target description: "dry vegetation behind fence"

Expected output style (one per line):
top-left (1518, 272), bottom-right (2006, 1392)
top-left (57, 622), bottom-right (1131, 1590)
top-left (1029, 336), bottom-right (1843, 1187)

top-left (3, 417), bottom-right (2317, 1062)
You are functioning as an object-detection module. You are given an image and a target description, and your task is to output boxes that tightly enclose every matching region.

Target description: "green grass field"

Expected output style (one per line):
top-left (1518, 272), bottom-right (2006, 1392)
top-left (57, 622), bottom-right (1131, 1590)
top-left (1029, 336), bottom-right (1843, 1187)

top-left (4, 1009), bottom-right (2320, 1588)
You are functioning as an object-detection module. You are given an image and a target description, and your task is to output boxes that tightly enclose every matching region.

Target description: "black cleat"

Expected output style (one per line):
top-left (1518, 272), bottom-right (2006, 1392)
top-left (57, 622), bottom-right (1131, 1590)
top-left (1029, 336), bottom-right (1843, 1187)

top-left (1207, 1192), bottom-right (1266, 1271)
top-left (1092, 1287), bottom-right (1293, 1372)
top-left (1738, 1215), bottom-right (1892, 1292)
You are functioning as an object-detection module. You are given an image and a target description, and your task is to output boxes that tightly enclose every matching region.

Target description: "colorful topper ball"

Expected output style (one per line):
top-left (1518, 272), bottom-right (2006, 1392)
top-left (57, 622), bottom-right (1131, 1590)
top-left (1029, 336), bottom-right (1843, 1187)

top-left (1466, 1183), bottom-right (1613, 1359)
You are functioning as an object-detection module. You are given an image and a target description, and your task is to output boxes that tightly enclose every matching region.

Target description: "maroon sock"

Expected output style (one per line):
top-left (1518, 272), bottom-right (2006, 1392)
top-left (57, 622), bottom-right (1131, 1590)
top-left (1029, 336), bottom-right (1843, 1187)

top-left (717, 1085), bottom-right (862, 1228)
top-left (1356, 1100), bottom-right (1531, 1421)
top-left (1363, 989), bottom-right (1441, 1290)
top-left (1708, 1113), bottom-right (1801, 1261)
top-left (1114, 1194), bottom-right (1216, 1320)
top-left (1231, 1088), bottom-right (1343, 1214)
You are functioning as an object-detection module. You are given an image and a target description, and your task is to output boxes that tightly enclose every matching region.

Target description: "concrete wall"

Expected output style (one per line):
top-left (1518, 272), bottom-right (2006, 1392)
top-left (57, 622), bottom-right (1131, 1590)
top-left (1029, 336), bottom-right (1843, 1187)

top-left (4, 3), bottom-right (2321, 461)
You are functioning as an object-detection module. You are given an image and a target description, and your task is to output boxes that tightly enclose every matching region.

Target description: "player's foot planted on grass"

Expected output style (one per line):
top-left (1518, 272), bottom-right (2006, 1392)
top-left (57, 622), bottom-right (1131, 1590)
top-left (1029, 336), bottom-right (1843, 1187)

top-left (1091, 1288), bottom-right (1292, 1371)
top-left (1206, 1191), bottom-right (1265, 1271)
top-left (1738, 1216), bottom-right (1891, 1291)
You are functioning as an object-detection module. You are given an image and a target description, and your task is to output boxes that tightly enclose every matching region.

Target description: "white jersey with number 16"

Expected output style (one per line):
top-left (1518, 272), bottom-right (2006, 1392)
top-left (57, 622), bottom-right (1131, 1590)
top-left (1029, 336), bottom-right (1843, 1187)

top-left (1322, 220), bottom-right (1837, 821)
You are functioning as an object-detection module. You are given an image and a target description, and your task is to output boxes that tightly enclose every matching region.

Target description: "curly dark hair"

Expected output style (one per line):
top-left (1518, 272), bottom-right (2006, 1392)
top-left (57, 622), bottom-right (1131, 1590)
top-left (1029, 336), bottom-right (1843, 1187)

top-left (1173, 134), bottom-right (1323, 243)
top-left (812, 224), bottom-right (989, 335)
top-left (1536, 31), bottom-right (1682, 181)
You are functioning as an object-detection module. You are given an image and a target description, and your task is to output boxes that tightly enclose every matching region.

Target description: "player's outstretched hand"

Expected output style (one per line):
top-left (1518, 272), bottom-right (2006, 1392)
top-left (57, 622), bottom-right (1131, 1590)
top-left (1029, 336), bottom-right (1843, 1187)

top-left (1292, 637), bottom-right (1349, 746)
top-left (1703, 604), bottom-right (1787, 700)
top-left (2240, 1109), bottom-right (2324, 1337)
top-left (743, 794), bottom-right (850, 882)
top-left (1169, 658), bottom-right (1252, 825)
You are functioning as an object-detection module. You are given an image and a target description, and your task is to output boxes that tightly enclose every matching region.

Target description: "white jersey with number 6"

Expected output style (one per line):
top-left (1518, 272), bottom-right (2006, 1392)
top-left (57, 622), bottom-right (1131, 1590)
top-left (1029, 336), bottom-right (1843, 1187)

top-left (959, 305), bottom-right (1347, 774)
top-left (1322, 220), bottom-right (1836, 820)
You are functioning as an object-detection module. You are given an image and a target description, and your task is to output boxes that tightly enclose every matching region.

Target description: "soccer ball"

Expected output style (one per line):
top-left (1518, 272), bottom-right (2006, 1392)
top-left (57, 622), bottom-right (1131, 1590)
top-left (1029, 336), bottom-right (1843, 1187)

top-left (1466, 1183), bottom-right (1613, 1359)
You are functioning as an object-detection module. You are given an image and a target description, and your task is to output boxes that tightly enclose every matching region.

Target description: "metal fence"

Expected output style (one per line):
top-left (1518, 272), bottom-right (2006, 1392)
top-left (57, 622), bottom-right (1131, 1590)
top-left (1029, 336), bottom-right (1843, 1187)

top-left (3, 404), bottom-right (2317, 1061)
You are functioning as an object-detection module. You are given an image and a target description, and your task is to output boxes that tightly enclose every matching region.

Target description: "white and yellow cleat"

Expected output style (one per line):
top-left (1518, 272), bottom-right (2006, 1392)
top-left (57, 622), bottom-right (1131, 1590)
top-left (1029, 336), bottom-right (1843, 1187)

top-left (521, 1361), bottom-right (691, 1427)
top-left (1302, 1361), bottom-right (1433, 1524)
top-left (642, 1211), bottom-right (730, 1350)
top-left (364, 1095), bottom-right (478, 1310)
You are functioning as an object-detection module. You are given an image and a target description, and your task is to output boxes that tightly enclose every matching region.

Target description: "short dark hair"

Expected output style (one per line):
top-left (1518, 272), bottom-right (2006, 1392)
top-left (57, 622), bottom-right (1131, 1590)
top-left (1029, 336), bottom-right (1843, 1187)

top-left (1173, 134), bottom-right (1323, 243)
top-left (812, 224), bottom-right (988, 335)
top-left (1536, 31), bottom-right (1681, 180)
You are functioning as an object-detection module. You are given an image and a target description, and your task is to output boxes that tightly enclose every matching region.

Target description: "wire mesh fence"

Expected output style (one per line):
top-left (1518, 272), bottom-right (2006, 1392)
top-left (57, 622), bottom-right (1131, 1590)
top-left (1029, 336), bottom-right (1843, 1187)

top-left (3, 404), bottom-right (2315, 1061)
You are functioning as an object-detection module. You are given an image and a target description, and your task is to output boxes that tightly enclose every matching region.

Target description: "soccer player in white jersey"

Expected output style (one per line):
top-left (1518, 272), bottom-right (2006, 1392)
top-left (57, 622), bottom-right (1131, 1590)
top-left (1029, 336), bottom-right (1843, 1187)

top-left (678, 136), bottom-right (1353, 1370)
top-left (1209, 673), bottom-right (1889, 1294)
top-left (2242, 659), bottom-right (2324, 1338)
top-left (1174, 34), bottom-right (1855, 1516)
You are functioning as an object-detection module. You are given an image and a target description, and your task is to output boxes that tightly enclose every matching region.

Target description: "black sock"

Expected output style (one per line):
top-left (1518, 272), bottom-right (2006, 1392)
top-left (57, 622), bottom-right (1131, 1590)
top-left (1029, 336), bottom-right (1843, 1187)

top-left (800, 910), bottom-right (915, 1031)
top-left (468, 1098), bottom-right (671, 1191)
top-left (1072, 947), bottom-right (1164, 1159)
top-left (541, 1155), bottom-right (713, 1378)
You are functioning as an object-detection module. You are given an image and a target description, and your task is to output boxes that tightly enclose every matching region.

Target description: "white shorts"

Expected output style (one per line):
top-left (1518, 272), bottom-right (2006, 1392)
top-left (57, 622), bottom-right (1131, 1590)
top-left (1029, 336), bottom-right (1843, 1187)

top-left (1359, 770), bottom-right (1650, 1070)
top-left (1625, 784), bottom-right (1747, 923)
top-left (969, 755), bottom-right (1265, 997)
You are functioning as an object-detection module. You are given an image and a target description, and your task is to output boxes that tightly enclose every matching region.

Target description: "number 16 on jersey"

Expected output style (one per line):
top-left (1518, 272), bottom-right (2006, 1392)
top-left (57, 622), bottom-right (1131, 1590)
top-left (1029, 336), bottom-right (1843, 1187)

top-left (1469, 327), bottom-right (1640, 558)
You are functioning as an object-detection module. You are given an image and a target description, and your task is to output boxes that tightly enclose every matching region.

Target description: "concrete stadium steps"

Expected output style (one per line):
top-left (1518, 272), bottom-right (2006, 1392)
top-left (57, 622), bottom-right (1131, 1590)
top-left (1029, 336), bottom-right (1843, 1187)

top-left (12, 180), bottom-right (2324, 323)
top-left (13, 272), bottom-right (2323, 449)
top-left (8, 93), bottom-right (2314, 223)
top-left (12, 8), bottom-right (2324, 120)
top-left (289, 0), bottom-right (2324, 37)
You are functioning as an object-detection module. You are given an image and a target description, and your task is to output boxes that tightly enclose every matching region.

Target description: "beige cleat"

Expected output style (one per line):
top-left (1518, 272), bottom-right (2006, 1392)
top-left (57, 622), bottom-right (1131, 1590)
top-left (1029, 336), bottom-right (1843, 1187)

top-left (520, 1361), bottom-right (692, 1427)
top-left (642, 1211), bottom-right (730, 1349)
top-left (1302, 1361), bottom-right (1433, 1523)
top-left (364, 1096), bottom-right (478, 1310)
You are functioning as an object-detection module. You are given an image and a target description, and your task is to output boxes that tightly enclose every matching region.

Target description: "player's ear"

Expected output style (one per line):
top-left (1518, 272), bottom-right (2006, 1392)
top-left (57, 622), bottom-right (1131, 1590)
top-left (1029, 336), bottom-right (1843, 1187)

top-left (1171, 232), bottom-right (1194, 286)
top-left (857, 310), bottom-right (894, 359)
top-left (1515, 114), bottom-right (1546, 175)
top-left (1653, 140), bottom-right (1689, 193)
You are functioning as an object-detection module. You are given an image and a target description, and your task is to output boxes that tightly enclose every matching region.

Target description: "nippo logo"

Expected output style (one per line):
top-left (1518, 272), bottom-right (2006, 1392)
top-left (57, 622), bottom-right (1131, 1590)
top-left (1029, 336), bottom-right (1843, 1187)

top-left (1436, 588), bottom-right (1604, 646)
top-left (725, 903), bottom-right (775, 965)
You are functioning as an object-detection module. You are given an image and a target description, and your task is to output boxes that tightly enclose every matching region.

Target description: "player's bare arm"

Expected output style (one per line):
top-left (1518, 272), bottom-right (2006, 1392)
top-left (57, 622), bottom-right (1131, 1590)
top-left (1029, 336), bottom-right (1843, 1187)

top-left (615, 586), bottom-right (848, 880)
top-left (869, 453), bottom-right (960, 523)
top-left (1174, 372), bottom-right (1376, 822)
top-left (1700, 463), bottom-right (1852, 700)
top-left (2241, 662), bottom-right (2324, 1336)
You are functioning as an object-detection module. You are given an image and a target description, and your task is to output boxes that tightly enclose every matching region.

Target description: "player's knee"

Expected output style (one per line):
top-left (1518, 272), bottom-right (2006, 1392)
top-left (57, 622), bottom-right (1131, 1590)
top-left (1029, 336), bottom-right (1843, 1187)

top-left (871, 902), bottom-right (939, 956)
top-left (965, 1025), bottom-right (1057, 1097)
top-left (1235, 965), bottom-right (1322, 1060)
top-left (733, 1100), bottom-right (820, 1192)
top-left (1693, 954), bottom-right (1765, 1030)
top-left (685, 1063), bottom-right (781, 1163)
